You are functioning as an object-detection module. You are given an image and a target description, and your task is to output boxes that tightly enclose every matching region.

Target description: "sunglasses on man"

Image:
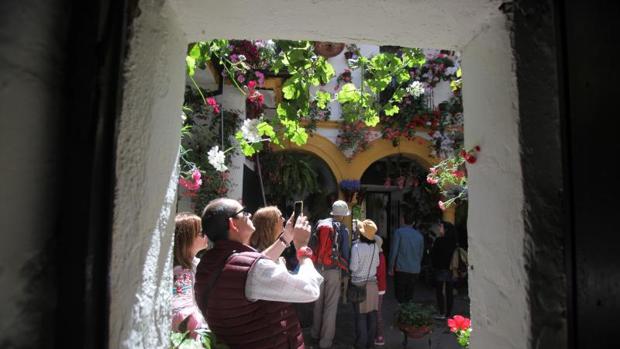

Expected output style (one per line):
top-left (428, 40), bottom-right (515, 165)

top-left (229, 206), bottom-right (251, 219)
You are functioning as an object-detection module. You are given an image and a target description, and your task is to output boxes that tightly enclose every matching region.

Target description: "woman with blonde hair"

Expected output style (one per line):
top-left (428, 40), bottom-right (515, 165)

top-left (251, 206), bottom-right (296, 265)
top-left (172, 212), bottom-right (209, 334)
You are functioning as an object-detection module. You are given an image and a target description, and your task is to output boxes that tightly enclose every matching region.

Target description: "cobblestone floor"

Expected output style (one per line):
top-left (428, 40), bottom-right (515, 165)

top-left (296, 276), bottom-right (470, 349)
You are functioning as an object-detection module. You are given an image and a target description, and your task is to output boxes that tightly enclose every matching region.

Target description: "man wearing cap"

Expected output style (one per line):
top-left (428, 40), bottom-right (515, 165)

top-left (194, 198), bottom-right (324, 349)
top-left (310, 200), bottom-right (351, 349)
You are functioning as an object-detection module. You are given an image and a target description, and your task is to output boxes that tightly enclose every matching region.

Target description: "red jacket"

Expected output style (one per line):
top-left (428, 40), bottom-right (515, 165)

top-left (376, 251), bottom-right (387, 293)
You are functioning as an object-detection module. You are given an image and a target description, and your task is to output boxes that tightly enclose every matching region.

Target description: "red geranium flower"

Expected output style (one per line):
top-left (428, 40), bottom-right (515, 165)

top-left (465, 155), bottom-right (477, 164)
top-left (447, 315), bottom-right (471, 333)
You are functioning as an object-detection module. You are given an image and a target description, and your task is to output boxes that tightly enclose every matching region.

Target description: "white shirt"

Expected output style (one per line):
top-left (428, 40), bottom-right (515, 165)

top-left (350, 242), bottom-right (379, 284)
top-left (245, 257), bottom-right (324, 303)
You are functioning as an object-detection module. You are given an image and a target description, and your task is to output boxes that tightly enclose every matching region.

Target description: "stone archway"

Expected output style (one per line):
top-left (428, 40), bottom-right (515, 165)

top-left (110, 1), bottom-right (528, 348)
top-left (278, 133), bottom-right (348, 184)
top-left (348, 137), bottom-right (436, 180)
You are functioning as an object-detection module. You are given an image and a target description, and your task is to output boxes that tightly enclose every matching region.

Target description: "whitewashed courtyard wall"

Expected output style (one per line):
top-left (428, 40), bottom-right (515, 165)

top-left (111, 0), bottom-right (528, 348)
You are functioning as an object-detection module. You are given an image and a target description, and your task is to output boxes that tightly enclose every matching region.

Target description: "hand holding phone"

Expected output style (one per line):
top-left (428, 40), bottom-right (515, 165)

top-left (293, 201), bottom-right (303, 224)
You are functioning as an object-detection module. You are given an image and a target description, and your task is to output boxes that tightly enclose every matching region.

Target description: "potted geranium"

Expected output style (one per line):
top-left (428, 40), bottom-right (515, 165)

top-left (395, 302), bottom-right (434, 339)
top-left (447, 315), bottom-right (472, 348)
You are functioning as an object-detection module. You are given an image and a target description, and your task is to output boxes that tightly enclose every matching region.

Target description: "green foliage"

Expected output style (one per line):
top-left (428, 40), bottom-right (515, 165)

top-left (170, 329), bottom-right (221, 349)
top-left (181, 87), bottom-right (240, 213)
top-left (395, 302), bottom-right (434, 327)
top-left (184, 41), bottom-right (430, 158)
top-left (260, 151), bottom-right (321, 205)
top-left (339, 47), bottom-right (426, 131)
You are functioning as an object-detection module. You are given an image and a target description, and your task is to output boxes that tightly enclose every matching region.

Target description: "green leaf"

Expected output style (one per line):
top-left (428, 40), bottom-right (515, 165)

top-left (337, 83), bottom-right (360, 104)
top-left (290, 126), bottom-right (308, 145)
top-left (316, 58), bottom-right (336, 83)
top-left (391, 88), bottom-right (407, 103)
top-left (185, 56), bottom-right (196, 76)
top-left (456, 67), bottom-right (462, 78)
top-left (282, 78), bottom-right (301, 100)
top-left (188, 44), bottom-right (201, 60)
top-left (384, 104), bottom-right (400, 116)
top-left (315, 91), bottom-right (332, 109)
top-left (257, 121), bottom-right (276, 138)
top-left (364, 110), bottom-right (380, 127)
top-left (396, 70), bottom-right (410, 84)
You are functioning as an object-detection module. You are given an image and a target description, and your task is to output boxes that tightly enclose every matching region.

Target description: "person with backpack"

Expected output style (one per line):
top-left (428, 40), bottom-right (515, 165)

top-left (310, 200), bottom-right (351, 349)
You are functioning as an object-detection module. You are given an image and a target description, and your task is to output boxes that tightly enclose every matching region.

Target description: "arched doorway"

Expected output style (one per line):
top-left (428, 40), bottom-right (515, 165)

top-left (360, 154), bottom-right (442, 260)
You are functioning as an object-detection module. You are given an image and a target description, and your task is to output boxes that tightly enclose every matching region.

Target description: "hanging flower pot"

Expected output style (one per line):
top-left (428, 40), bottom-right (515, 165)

top-left (313, 42), bottom-right (345, 58)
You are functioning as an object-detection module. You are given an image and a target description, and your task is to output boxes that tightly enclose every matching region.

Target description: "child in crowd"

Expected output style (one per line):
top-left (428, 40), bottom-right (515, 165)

top-left (172, 212), bottom-right (209, 335)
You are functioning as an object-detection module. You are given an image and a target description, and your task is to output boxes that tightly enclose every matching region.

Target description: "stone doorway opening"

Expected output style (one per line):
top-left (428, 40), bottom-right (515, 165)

top-left (110, 1), bottom-right (527, 348)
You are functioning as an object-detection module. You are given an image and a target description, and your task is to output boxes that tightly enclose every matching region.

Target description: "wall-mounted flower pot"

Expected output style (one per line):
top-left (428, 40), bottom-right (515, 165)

top-left (314, 42), bottom-right (345, 58)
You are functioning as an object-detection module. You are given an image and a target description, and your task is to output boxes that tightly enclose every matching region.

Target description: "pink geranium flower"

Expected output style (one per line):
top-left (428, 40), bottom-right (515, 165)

top-left (206, 97), bottom-right (220, 114)
top-left (447, 315), bottom-right (471, 333)
top-left (255, 71), bottom-right (265, 86)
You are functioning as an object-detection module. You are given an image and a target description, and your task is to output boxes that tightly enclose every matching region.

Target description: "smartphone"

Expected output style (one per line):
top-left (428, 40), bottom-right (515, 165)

top-left (293, 201), bottom-right (304, 223)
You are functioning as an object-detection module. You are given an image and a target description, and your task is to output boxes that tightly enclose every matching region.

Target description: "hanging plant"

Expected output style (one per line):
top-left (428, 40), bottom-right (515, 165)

top-left (313, 41), bottom-right (345, 58)
top-left (340, 179), bottom-right (361, 203)
top-left (336, 121), bottom-right (372, 160)
top-left (260, 151), bottom-right (321, 205)
top-left (426, 146), bottom-right (480, 210)
top-left (180, 86), bottom-right (241, 212)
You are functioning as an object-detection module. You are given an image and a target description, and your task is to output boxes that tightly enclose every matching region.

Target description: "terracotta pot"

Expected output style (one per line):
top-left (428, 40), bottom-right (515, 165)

top-left (314, 42), bottom-right (345, 58)
top-left (397, 324), bottom-right (432, 339)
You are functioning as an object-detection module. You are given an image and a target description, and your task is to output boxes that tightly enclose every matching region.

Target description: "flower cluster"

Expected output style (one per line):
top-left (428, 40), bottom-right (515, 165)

top-left (228, 40), bottom-right (277, 89)
top-left (206, 97), bottom-right (220, 114)
top-left (344, 44), bottom-right (360, 61)
top-left (240, 117), bottom-right (262, 144)
top-left (429, 96), bottom-right (464, 159)
top-left (207, 145), bottom-right (228, 172)
top-left (409, 50), bottom-right (460, 88)
top-left (304, 99), bottom-right (331, 134)
top-left (406, 81), bottom-right (425, 98)
top-left (179, 168), bottom-right (203, 195)
top-left (245, 80), bottom-right (265, 118)
top-left (335, 69), bottom-right (352, 91)
top-left (447, 315), bottom-right (472, 348)
top-left (337, 121), bottom-right (372, 159)
top-left (426, 146), bottom-right (480, 210)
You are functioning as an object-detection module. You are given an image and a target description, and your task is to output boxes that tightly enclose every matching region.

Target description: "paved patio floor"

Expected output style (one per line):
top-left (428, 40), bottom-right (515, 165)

top-left (296, 276), bottom-right (470, 349)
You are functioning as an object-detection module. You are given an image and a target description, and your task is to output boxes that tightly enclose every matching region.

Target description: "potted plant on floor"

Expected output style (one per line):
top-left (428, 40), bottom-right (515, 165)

top-left (395, 302), bottom-right (434, 339)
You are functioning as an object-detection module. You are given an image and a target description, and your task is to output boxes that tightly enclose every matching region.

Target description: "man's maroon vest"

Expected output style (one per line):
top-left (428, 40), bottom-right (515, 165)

top-left (195, 240), bottom-right (304, 349)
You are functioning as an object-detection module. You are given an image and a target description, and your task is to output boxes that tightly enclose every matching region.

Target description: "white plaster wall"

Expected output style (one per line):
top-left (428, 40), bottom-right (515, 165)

top-left (108, 0), bottom-right (186, 347)
top-left (463, 14), bottom-right (529, 349)
top-left (172, 0), bottom-right (501, 50)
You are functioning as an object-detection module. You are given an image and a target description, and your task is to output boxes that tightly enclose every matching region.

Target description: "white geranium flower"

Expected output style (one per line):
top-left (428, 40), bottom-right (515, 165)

top-left (407, 81), bottom-right (425, 98)
top-left (207, 145), bottom-right (228, 172)
top-left (237, 54), bottom-right (246, 62)
top-left (241, 118), bottom-right (262, 144)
